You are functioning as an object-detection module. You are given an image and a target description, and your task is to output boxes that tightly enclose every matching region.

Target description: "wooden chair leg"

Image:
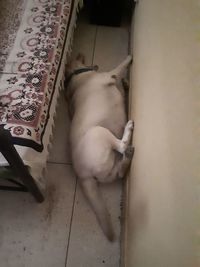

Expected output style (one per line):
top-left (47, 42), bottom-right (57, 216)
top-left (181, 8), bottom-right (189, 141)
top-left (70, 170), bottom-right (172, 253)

top-left (0, 128), bottom-right (44, 203)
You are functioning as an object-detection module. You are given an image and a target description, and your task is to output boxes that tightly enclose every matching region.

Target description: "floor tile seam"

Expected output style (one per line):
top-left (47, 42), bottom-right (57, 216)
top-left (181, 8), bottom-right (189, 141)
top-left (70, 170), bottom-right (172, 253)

top-left (64, 177), bottom-right (78, 267)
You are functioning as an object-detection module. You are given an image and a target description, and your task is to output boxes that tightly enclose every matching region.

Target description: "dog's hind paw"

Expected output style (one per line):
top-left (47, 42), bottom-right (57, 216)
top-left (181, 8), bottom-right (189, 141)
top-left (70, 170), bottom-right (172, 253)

top-left (125, 146), bottom-right (135, 159)
top-left (122, 78), bottom-right (129, 91)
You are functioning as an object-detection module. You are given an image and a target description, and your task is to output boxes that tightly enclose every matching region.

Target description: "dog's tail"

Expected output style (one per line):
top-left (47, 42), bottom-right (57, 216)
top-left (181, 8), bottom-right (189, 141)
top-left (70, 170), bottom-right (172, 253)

top-left (80, 178), bottom-right (115, 242)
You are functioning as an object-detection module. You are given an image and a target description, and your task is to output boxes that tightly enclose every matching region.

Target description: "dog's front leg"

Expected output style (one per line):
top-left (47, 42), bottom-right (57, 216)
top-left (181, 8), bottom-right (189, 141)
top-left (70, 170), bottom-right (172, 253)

top-left (109, 55), bottom-right (132, 81)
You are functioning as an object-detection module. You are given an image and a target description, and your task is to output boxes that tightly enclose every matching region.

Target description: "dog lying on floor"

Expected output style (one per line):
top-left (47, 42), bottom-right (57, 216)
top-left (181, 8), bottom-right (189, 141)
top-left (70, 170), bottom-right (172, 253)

top-left (65, 54), bottom-right (134, 241)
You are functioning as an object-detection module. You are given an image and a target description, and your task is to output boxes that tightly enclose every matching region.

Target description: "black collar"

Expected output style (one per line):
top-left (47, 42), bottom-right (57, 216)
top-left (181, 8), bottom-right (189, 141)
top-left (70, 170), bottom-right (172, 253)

top-left (65, 65), bottom-right (98, 87)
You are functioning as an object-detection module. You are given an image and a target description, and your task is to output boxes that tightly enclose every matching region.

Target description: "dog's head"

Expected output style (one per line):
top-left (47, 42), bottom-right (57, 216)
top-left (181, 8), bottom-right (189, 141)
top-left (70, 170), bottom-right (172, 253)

top-left (65, 53), bottom-right (86, 76)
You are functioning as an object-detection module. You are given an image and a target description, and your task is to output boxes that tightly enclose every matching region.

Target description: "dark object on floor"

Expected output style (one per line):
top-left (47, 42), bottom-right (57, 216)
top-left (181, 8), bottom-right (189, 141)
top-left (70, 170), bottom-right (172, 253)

top-left (0, 127), bottom-right (44, 202)
top-left (87, 0), bottom-right (124, 27)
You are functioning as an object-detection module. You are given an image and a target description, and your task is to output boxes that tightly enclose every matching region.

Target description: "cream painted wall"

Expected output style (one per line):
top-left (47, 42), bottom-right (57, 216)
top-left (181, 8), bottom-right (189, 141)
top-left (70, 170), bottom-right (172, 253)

top-left (125, 0), bottom-right (199, 266)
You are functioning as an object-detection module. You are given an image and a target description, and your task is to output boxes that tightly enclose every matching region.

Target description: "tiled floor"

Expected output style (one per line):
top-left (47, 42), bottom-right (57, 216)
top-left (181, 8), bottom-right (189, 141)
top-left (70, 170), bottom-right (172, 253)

top-left (0, 10), bottom-right (129, 267)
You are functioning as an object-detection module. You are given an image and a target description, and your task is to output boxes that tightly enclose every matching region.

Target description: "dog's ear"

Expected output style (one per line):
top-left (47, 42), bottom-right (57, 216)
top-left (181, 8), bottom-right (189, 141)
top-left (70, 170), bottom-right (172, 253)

top-left (76, 53), bottom-right (85, 64)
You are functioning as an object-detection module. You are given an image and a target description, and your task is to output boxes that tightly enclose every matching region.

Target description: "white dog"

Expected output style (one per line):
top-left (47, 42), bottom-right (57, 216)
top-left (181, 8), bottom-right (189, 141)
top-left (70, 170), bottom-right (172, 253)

top-left (65, 54), bottom-right (134, 241)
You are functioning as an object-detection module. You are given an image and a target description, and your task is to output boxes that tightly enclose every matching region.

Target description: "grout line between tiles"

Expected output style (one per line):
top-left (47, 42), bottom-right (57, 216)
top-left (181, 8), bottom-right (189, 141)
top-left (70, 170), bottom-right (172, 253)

top-left (64, 176), bottom-right (78, 267)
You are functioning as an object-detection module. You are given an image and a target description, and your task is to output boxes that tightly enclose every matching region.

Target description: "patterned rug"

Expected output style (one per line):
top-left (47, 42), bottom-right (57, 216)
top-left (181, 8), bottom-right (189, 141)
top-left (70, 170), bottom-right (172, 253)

top-left (0, 0), bottom-right (75, 152)
top-left (0, 0), bottom-right (26, 71)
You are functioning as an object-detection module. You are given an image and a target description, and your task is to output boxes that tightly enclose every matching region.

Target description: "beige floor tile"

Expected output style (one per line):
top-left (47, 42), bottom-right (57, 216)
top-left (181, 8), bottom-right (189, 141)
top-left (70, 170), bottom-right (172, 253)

top-left (0, 164), bottom-right (76, 267)
top-left (71, 23), bottom-right (97, 65)
top-left (93, 26), bottom-right (129, 71)
top-left (66, 181), bottom-right (122, 267)
top-left (48, 91), bottom-right (71, 164)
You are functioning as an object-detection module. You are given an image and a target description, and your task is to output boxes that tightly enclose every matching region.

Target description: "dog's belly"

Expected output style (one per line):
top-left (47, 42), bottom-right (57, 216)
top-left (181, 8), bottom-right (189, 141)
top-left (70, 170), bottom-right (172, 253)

top-left (71, 85), bottom-right (126, 145)
top-left (101, 109), bottom-right (125, 138)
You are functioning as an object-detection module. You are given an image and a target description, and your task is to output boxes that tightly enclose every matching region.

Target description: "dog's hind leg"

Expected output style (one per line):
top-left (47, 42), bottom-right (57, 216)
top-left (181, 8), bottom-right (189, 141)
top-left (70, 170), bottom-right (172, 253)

top-left (106, 145), bottom-right (134, 182)
top-left (118, 146), bottom-right (134, 178)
